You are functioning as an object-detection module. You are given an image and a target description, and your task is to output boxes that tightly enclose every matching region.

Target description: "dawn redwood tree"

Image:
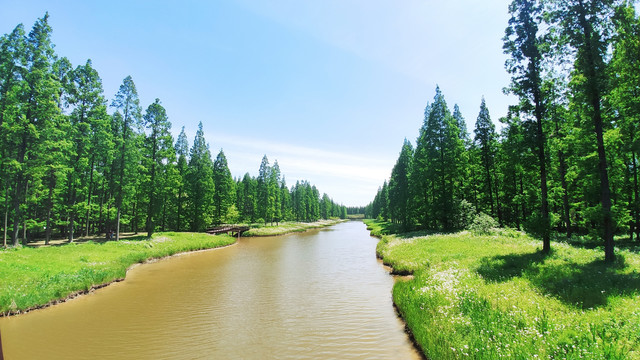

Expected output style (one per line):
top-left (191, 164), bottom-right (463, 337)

top-left (610, 3), bottom-right (640, 241)
top-left (111, 75), bottom-right (141, 240)
top-left (270, 161), bottom-right (282, 224)
top-left (474, 97), bottom-right (499, 220)
top-left (410, 103), bottom-right (433, 227)
top-left (504, 0), bottom-right (551, 252)
top-left (388, 138), bottom-right (414, 228)
top-left (257, 155), bottom-right (272, 224)
top-left (8, 13), bottom-right (61, 245)
top-left (452, 104), bottom-right (473, 206)
top-left (0, 24), bottom-right (27, 246)
top-left (239, 173), bottom-right (257, 222)
top-left (187, 122), bottom-right (215, 231)
top-left (212, 149), bottom-right (235, 224)
top-left (280, 176), bottom-right (291, 221)
top-left (550, 0), bottom-right (620, 262)
top-left (174, 127), bottom-right (189, 231)
top-left (66, 59), bottom-right (111, 242)
top-left (143, 98), bottom-right (172, 237)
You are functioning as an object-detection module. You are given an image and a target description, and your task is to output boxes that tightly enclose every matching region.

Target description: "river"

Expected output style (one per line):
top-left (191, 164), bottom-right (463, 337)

top-left (0, 221), bottom-right (420, 359)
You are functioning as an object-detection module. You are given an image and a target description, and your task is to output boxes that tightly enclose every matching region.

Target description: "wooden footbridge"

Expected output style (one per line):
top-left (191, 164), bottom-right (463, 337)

top-left (206, 226), bottom-right (251, 237)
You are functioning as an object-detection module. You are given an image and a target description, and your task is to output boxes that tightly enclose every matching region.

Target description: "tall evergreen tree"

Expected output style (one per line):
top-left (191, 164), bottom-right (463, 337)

top-left (8, 13), bottom-right (61, 245)
top-left (187, 122), bottom-right (215, 231)
top-left (142, 98), bottom-right (172, 237)
top-left (504, 0), bottom-right (551, 252)
top-left (239, 173), bottom-right (257, 222)
top-left (388, 139), bottom-right (414, 229)
top-left (0, 24), bottom-right (27, 247)
top-left (550, 0), bottom-right (620, 262)
top-left (257, 155), bottom-right (272, 224)
top-left (213, 149), bottom-right (235, 224)
top-left (474, 97), bottom-right (499, 220)
top-left (66, 59), bottom-right (111, 242)
top-left (270, 161), bottom-right (282, 224)
top-left (174, 127), bottom-right (189, 231)
top-left (610, 3), bottom-right (640, 241)
top-left (110, 75), bottom-right (141, 240)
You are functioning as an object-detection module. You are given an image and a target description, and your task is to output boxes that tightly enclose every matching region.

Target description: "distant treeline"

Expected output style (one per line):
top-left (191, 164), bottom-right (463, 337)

top-left (346, 206), bottom-right (366, 215)
top-left (367, 0), bottom-right (640, 262)
top-left (0, 14), bottom-right (346, 246)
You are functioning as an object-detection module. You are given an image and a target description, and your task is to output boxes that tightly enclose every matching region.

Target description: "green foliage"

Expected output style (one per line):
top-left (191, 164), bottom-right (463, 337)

top-left (367, 0), bottom-right (640, 265)
top-left (451, 199), bottom-right (476, 231)
top-left (374, 225), bottom-right (640, 359)
top-left (212, 150), bottom-right (235, 225)
top-left (388, 139), bottom-right (414, 228)
top-left (187, 122), bottom-right (215, 231)
top-left (469, 212), bottom-right (499, 235)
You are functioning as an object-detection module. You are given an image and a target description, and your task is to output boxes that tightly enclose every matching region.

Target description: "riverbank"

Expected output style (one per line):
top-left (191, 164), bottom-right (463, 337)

top-left (365, 219), bottom-right (640, 359)
top-left (0, 232), bottom-right (236, 316)
top-left (243, 219), bottom-right (347, 237)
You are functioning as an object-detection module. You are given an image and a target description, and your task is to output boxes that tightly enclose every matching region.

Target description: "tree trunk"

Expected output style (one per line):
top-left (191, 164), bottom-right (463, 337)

top-left (161, 193), bottom-right (167, 232)
top-left (576, 3), bottom-right (614, 262)
top-left (12, 136), bottom-right (27, 247)
top-left (534, 93), bottom-right (550, 253)
top-left (484, 159), bottom-right (495, 217)
top-left (514, 173), bottom-right (521, 230)
top-left (98, 185), bottom-right (104, 235)
top-left (3, 200), bottom-right (7, 248)
top-left (22, 180), bottom-right (28, 245)
top-left (146, 159), bottom-right (156, 238)
top-left (520, 175), bottom-right (527, 221)
top-left (85, 155), bottom-right (95, 237)
top-left (68, 186), bottom-right (76, 243)
top-left (45, 177), bottom-right (55, 245)
top-left (116, 208), bottom-right (121, 241)
top-left (494, 169), bottom-right (503, 226)
top-left (632, 146), bottom-right (639, 242)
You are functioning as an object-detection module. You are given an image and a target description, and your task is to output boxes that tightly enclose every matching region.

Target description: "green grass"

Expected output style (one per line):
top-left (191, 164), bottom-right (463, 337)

top-left (367, 220), bottom-right (640, 359)
top-left (0, 232), bottom-right (235, 315)
top-left (243, 219), bottom-right (346, 236)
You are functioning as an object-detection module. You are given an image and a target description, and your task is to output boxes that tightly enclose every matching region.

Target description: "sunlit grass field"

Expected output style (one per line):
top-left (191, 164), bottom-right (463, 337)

top-left (0, 232), bottom-right (235, 315)
top-left (365, 219), bottom-right (640, 359)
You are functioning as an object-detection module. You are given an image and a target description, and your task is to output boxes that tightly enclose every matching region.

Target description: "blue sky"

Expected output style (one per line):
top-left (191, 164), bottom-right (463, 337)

top-left (1, 0), bottom-right (514, 206)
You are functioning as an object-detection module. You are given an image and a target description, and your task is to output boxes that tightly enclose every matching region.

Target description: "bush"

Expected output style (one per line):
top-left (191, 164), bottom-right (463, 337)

top-left (469, 212), bottom-right (498, 235)
top-left (451, 199), bottom-right (476, 231)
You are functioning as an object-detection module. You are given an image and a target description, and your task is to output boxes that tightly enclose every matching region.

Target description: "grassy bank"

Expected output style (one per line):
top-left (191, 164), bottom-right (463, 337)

top-left (243, 219), bottom-right (347, 236)
top-left (365, 219), bottom-right (640, 359)
top-left (0, 232), bottom-right (235, 316)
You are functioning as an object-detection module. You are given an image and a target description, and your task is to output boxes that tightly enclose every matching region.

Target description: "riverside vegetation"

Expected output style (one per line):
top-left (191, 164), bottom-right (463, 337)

top-left (366, 219), bottom-right (640, 359)
top-left (0, 14), bottom-right (348, 247)
top-left (243, 219), bottom-right (347, 237)
top-left (0, 232), bottom-right (235, 315)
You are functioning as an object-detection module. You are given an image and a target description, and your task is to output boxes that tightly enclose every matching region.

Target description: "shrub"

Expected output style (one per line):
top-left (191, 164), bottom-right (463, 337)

top-left (469, 212), bottom-right (498, 235)
top-left (451, 199), bottom-right (476, 231)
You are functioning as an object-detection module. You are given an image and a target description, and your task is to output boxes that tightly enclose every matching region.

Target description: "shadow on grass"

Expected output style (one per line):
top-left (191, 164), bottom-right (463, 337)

top-left (370, 221), bottom-right (444, 239)
top-left (476, 250), bottom-right (550, 282)
top-left (556, 234), bottom-right (640, 254)
top-left (531, 257), bottom-right (640, 309)
top-left (478, 251), bottom-right (640, 309)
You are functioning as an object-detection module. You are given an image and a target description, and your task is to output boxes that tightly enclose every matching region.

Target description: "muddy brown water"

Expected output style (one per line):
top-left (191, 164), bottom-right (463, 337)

top-left (0, 221), bottom-right (420, 359)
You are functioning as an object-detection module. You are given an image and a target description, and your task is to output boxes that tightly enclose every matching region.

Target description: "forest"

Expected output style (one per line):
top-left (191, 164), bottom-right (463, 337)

top-left (367, 0), bottom-right (640, 263)
top-left (0, 14), bottom-right (347, 247)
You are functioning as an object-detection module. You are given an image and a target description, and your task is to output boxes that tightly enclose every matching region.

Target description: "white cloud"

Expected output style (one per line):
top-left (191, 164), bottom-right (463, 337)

top-left (209, 132), bottom-right (394, 205)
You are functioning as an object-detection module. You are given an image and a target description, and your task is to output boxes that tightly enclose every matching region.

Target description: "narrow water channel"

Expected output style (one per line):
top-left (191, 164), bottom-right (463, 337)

top-left (0, 221), bottom-right (420, 359)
